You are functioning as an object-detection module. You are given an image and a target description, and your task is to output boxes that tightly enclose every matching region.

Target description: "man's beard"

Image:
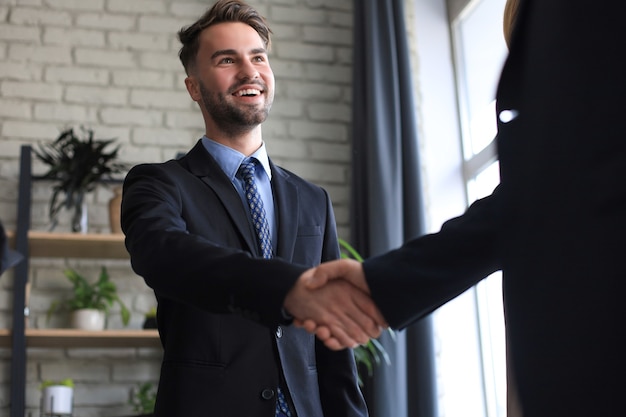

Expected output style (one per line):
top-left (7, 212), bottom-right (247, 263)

top-left (198, 80), bottom-right (273, 137)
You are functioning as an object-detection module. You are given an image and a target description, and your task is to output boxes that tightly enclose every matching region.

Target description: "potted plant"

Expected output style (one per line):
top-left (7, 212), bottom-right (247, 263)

top-left (142, 306), bottom-right (157, 329)
top-left (339, 239), bottom-right (394, 386)
top-left (128, 381), bottom-right (156, 416)
top-left (40, 378), bottom-right (74, 416)
top-left (34, 126), bottom-right (126, 233)
top-left (47, 266), bottom-right (131, 330)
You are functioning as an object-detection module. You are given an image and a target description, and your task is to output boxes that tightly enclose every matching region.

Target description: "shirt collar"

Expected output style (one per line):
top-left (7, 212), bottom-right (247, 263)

top-left (201, 136), bottom-right (272, 181)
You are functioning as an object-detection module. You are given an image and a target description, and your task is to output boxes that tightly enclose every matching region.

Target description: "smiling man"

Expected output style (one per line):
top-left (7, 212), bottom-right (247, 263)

top-left (120, 1), bottom-right (370, 416)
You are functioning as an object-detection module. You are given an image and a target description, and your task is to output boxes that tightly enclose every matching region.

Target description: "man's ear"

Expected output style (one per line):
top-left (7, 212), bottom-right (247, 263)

top-left (185, 76), bottom-right (201, 102)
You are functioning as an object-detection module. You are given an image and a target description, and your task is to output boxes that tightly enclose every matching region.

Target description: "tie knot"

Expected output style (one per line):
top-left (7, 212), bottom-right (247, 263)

top-left (239, 158), bottom-right (257, 181)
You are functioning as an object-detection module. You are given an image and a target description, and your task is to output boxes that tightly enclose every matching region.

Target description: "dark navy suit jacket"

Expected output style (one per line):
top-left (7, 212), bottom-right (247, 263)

top-left (364, 1), bottom-right (626, 416)
top-left (122, 140), bottom-right (367, 417)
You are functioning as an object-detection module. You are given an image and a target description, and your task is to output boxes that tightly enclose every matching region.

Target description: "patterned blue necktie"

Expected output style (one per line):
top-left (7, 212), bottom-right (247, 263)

top-left (239, 158), bottom-right (273, 259)
top-left (239, 158), bottom-right (292, 417)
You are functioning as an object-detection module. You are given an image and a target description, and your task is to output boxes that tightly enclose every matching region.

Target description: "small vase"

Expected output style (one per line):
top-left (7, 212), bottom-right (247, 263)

top-left (71, 308), bottom-right (105, 330)
top-left (143, 316), bottom-right (157, 329)
top-left (109, 186), bottom-right (123, 234)
top-left (71, 201), bottom-right (88, 234)
top-left (41, 385), bottom-right (73, 415)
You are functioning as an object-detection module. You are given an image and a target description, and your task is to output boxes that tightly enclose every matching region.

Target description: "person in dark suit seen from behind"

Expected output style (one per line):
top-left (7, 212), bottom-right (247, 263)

top-left (287, 0), bottom-right (626, 416)
top-left (121, 1), bottom-right (370, 416)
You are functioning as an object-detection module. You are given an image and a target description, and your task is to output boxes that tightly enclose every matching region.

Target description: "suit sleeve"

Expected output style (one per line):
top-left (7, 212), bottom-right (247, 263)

top-left (365, 185), bottom-right (504, 330)
top-left (121, 162), bottom-right (307, 328)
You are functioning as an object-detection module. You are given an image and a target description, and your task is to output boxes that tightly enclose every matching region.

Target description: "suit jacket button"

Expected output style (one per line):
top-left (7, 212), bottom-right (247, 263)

top-left (276, 326), bottom-right (283, 338)
top-left (261, 388), bottom-right (275, 400)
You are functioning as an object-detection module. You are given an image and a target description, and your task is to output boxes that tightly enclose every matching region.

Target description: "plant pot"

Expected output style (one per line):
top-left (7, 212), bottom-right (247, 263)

top-left (71, 308), bottom-right (105, 330)
top-left (41, 385), bottom-right (73, 415)
top-left (71, 200), bottom-right (88, 234)
top-left (142, 317), bottom-right (157, 329)
top-left (51, 199), bottom-right (88, 233)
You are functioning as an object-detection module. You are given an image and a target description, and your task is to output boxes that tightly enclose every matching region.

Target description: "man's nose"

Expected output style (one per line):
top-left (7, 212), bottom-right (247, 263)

top-left (238, 60), bottom-right (259, 79)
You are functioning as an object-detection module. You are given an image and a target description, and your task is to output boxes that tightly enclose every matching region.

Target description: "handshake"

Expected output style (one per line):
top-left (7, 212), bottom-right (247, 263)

top-left (284, 258), bottom-right (389, 350)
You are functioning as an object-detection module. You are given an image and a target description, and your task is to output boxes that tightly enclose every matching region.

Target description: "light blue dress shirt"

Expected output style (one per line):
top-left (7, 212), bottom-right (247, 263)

top-left (201, 136), bottom-right (277, 251)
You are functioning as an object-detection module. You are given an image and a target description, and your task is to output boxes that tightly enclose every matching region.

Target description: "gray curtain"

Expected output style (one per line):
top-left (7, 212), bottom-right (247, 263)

top-left (351, 1), bottom-right (437, 416)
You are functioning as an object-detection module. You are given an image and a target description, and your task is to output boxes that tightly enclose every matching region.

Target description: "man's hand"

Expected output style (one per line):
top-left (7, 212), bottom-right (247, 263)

top-left (306, 258), bottom-right (370, 291)
top-left (284, 260), bottom-right (387, 350)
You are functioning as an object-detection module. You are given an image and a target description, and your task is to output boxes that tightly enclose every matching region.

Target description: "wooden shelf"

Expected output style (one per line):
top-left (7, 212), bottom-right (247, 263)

top-left (7, 230), bottom-right (128, 259)
top-left (0, 328), bottom-right (160, 348)
top-left (7, 145), bottom-right (147, 417)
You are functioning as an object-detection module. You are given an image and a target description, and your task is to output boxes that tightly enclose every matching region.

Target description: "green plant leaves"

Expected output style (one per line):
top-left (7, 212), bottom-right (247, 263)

top-left (47, 266), bottom-right (131, 326)
top-left (338, 238), bottom-right (394, 387)
top-left (130, 382), bottom-right (156, 414)
top-left (40, 378), bottom-right (74, 389)
top-left (338, 238), bottom-right (364, 262)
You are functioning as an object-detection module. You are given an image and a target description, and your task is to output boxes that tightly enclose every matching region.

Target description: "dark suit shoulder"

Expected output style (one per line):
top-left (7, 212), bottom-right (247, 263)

top-left (272, 164), bottom-right (328, 195)
top-left (125, 158), bottom-right (191, 183)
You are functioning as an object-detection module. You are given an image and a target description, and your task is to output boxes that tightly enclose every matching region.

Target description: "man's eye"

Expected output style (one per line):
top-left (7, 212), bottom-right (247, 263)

top-left (253, 56), bottom-right (265, 62)
top-left (220, 57), bottom-right (234, 64)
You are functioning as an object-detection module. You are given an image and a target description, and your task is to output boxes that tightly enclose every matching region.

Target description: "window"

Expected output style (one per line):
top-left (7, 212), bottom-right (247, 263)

top-left (450, 0), bottom-right (508, 416)
top-left (408, 0), bottom-right (508, 416)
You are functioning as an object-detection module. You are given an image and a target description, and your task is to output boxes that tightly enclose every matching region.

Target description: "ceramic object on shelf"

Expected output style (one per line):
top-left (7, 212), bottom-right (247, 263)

top-left (72, 200), bottom-right (88, 234)
top-left (55, 200), bottom-right (88, 234)
top-left (41, 385), bottom-right (73, 416)
top-left (70, 308), bottom-right (105, 331)
top-left (143, 317), bottom-right (157, 329)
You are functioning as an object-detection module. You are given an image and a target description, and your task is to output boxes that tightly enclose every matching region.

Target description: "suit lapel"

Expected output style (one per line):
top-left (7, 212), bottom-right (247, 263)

top-left (270, 161), bottom-right (298, 262)
top-left (182, 141), bottom-right (259, 255)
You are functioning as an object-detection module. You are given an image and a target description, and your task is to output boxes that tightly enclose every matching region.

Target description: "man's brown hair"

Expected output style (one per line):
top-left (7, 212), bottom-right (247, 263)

top-left (178, 0), bottom-right (272, 74)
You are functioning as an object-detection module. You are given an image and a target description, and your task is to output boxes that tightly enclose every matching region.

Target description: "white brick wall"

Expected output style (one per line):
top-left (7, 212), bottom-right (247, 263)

top-left (0, 0), bottom-right (354, 415)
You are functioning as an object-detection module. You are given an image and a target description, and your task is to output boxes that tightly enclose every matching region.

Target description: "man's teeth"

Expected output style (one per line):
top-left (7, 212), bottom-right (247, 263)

top-left (235, 89), bottom-right (261, 97)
